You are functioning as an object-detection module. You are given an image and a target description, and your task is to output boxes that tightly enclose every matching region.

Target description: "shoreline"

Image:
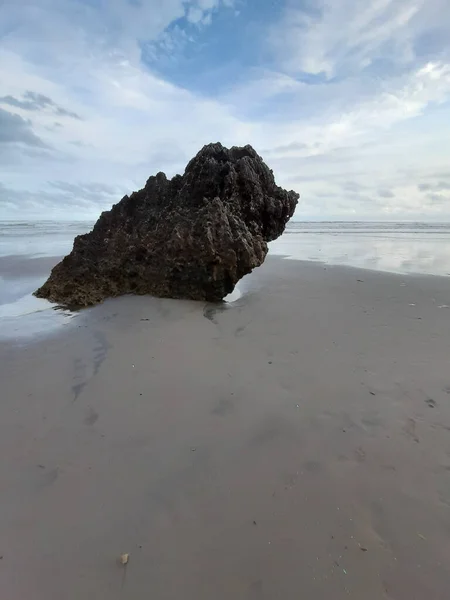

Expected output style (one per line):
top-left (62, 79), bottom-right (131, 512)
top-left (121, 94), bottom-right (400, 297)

top-left (2, 253), bottom-right (450, 345)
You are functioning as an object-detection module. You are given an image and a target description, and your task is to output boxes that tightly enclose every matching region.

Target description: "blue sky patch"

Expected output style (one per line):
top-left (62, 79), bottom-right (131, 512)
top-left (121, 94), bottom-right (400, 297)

top-left (1, 0), bottom-right (450, 220)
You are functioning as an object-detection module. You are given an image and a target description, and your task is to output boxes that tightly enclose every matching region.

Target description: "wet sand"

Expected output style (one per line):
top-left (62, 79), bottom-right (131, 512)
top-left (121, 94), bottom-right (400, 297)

top-left (0, 255), bottom-right (63, 280)
top-left (1, 257), bottom-right (450, 599)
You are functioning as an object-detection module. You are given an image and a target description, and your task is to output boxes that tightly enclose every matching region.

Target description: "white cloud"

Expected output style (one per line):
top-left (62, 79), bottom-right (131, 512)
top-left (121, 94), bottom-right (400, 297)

top-left (197, 0), bottom-right (219, 9)
top-left (1, 0), bottom-right (450, 220)
top-left (0, 43), bottom-right (253, 190)
top-left (233, 62), bottom-right (450, 166)
top-left (0, 0), bottom-right (254, 218)
top-left (272, 0), bottom-right (450, 78)
top-left (187, 7), bottom-right (204, 24)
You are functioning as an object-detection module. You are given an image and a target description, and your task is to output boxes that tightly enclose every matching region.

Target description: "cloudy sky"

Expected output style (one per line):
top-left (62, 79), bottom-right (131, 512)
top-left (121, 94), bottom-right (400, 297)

top-left (1, 0), bottom-right (450, 221)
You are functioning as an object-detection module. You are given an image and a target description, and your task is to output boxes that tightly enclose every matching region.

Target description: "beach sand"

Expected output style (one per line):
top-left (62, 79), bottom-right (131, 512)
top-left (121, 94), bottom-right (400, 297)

top-left (1, 257), bottom-right (450, 599)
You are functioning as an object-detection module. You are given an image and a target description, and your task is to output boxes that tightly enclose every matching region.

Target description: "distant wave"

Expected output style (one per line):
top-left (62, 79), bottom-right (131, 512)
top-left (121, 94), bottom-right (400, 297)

top-left (285, 221), bottom-right (450, 236)
top-left (0, 221), bottom-right (94, 237)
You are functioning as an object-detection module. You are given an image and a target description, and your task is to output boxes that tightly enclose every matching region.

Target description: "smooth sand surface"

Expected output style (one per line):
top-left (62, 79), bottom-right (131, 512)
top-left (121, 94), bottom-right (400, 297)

top-left (1, 258), bottom-right (450, 599)
top-left (0, 255), bottom-right (63, 280)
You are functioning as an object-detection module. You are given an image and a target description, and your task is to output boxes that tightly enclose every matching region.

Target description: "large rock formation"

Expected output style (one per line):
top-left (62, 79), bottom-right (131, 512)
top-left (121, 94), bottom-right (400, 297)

top-left (35, 143), bottom-right (299, 306)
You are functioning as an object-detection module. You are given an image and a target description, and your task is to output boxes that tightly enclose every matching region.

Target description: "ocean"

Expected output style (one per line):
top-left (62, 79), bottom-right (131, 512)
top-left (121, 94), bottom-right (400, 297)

top-left (1, 220), bottom-right (450, 340)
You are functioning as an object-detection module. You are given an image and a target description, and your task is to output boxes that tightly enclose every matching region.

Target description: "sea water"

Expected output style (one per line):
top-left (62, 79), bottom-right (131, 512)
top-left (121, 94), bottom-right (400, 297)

top-left (1, 220), bottom-right (450, 340)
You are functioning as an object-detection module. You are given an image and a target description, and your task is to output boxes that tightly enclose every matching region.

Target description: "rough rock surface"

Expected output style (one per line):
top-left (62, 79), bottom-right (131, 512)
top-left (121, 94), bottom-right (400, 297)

top-left (35, 143), bottom-right (299, 306)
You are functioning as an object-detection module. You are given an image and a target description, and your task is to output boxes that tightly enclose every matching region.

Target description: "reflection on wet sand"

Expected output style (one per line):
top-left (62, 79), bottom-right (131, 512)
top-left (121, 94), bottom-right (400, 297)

top-left (270, 222), bottom-right (450, 276)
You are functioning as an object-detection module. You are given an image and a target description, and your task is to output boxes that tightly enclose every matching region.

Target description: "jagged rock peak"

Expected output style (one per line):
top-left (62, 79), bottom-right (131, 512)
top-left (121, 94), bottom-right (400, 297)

top-left (35, 142), bottom-right (299, 306)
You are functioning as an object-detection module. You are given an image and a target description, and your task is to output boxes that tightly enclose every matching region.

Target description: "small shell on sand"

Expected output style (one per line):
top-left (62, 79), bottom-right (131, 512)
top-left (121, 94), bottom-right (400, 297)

top-left (120, 553), bottom-right (129, 565)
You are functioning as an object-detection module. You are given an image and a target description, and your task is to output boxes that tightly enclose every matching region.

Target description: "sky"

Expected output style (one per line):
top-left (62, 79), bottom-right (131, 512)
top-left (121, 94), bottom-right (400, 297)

top-left (1, 0), bottom-right (450, 221)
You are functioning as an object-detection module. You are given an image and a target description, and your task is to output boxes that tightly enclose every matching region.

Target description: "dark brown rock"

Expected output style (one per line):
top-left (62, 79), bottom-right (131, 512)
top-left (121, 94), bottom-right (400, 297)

top-left (35, 143), bottom-right (299, 306)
